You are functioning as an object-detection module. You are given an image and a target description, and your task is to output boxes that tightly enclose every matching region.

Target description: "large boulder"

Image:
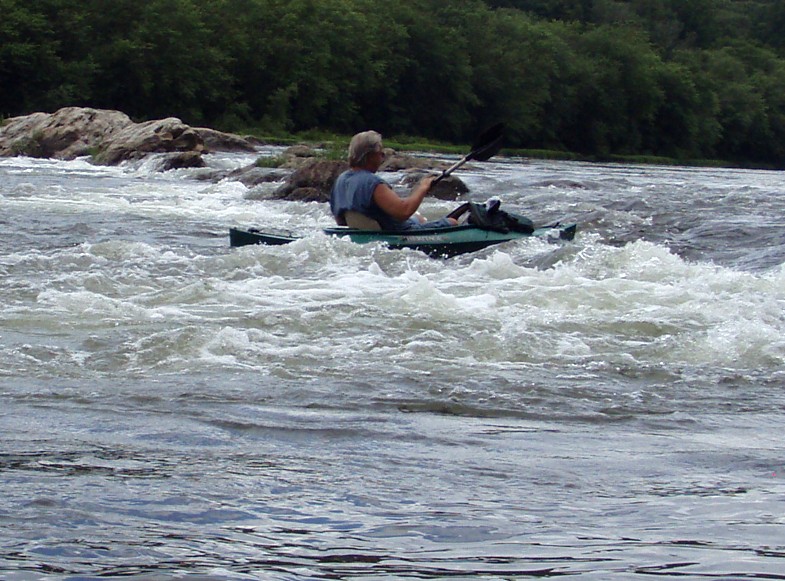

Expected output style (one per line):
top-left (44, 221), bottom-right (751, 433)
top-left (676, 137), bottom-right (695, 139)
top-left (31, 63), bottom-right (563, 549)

top-left (273, 159), bottom-right (349, 202)
top-left (399, 171), bottom-right (468, 200)
top-left (225, 165), bottom-right (290, 187)
top-left (93, 117), bottom-right (204, 164)
top-left (193, 127), bottom-right (259, 153)
top-left (0, 107), bottom-right (260, 166)
top-left (380, 150), bottom-right (447, 172)
top-left (158, 151), bottom-right (207, 171)
top-left (0, 107), bottom-right (134, 159)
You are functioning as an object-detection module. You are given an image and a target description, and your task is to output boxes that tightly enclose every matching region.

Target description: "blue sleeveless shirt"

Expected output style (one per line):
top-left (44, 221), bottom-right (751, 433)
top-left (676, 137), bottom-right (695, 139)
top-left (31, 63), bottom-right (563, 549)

top-left (330, 170), bottom-right (415, 231)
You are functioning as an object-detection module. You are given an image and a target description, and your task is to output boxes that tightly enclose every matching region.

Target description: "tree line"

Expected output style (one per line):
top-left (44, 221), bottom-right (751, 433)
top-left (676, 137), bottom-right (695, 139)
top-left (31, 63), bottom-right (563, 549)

top-left (3, 0), bottom-right (785, 166)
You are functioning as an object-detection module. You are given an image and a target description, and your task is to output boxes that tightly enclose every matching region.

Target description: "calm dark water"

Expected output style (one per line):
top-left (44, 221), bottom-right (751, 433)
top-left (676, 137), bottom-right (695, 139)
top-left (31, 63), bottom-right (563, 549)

top-left (1, 153), bottom-right (784, 579)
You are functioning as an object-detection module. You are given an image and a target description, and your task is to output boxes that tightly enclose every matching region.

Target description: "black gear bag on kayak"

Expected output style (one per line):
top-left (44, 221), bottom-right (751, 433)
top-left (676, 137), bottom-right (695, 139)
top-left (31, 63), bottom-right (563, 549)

top-left (448, 200), bottom-right (534, 234)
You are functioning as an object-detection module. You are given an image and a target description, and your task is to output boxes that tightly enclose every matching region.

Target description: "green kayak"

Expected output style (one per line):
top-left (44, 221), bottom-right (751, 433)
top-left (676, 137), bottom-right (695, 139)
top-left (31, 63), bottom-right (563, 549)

top-left (229, 222), bottom-right (576, 258)
top-left (230, 201), bottom-right (576, 258)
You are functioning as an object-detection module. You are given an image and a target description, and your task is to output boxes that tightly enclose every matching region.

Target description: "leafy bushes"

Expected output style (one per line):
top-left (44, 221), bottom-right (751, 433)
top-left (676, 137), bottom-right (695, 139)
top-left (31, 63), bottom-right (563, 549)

top-left (2, 0), bottom-right (785, 166)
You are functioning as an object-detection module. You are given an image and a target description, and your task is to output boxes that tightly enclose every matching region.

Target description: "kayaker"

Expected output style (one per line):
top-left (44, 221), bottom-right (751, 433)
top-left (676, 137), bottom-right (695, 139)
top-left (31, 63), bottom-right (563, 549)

top-left (330, 130), bottom-right (458, 230)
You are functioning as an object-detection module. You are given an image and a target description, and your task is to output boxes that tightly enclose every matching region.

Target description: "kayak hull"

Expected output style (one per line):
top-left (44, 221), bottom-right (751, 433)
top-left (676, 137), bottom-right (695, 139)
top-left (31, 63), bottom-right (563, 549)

top-left (230, 223), bottom-right (576, 258)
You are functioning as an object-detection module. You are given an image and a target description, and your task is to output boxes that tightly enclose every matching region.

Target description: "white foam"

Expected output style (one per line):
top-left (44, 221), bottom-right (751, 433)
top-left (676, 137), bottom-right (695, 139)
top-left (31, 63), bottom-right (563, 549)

top-left (4, 155), bottom-right (785, 377)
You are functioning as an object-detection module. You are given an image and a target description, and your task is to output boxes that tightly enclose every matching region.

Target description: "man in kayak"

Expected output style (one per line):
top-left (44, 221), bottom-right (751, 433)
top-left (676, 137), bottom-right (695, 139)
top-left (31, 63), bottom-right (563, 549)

top-left (330, 130), bottom-right (458, 230)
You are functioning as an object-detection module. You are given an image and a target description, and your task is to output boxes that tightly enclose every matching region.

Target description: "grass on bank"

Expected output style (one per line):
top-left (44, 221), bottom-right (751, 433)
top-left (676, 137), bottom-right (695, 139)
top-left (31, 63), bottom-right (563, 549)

top-left (244, 128), bottom-right (742, 170)
top-left (249, 129), bottom-right (470, 168)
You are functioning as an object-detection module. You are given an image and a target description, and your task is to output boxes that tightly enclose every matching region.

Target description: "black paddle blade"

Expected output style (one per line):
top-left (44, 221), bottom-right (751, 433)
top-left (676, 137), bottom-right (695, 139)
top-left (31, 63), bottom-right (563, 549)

top-left (469, 123), bottom-right (504, 161)
top-left (432, 123), bottom-right (505, 184)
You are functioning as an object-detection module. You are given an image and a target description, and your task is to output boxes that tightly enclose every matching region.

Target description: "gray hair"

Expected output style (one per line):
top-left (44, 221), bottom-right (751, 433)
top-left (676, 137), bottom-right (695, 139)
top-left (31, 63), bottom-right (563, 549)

top-left (348, 130), bottom-right (382, 166)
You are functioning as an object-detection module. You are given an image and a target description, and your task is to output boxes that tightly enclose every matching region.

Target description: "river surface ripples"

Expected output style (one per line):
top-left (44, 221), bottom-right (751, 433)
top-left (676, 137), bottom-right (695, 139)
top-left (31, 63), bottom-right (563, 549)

top-left (1, 150), bottom-right (784, 579)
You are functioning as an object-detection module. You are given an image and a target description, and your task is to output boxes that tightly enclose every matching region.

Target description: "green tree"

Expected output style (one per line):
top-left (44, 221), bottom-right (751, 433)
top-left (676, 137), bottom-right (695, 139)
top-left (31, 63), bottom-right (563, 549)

top-left (759, 1), bottom-right (785, 55)
top-left (713, 42), bottom-right (785, 163)
top-left (85, 0), bottom-right (233, 123)
top-left (373, 0), bottom-right (479, 140)
top-left (465, 10), bottom-right (577, 147)
top-left (648, 59), bottom-right (720, 159)
top-left (0, 0), bottom-right (94, 115)
top-left (484, 0), bottom-right (595, 23)
top-left (563, 25), bottom-right (666, 155)
top-left (215, 0), bottom-right (409, 135)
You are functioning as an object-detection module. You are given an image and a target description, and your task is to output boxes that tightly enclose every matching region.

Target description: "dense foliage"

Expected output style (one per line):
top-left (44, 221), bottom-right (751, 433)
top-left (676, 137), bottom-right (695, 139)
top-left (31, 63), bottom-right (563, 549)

top-left (2, 0), bottom-right (785, 165)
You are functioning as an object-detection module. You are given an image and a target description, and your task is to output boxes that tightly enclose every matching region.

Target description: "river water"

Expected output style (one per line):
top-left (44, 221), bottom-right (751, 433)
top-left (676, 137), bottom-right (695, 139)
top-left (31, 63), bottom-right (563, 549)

top-left (1, 150), bottom-right (784, 579)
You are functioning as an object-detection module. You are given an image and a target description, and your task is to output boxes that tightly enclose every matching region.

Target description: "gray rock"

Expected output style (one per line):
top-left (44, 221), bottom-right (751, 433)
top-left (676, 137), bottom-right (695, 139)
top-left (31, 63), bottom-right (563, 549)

top-left (158, 151), bottom-right (206, 171)
top-left (94, 117), bottom-right (204, 165)
top-left (274, 159), bottom-right (349, 202)
top-left (380, 151), bottom-right (447, 172)
top-left (194, 127), bottom-right (258, 153)
top-left (399, 171), bottom-right (468, 200)
top-left (0, 107), bottom-right (474, 200)
top-left (0, 107), bottom-right (259, 167)
top-left (226, 165), bottom-right (289, 187)
top-left (0, 107), bottom-right (133, 159)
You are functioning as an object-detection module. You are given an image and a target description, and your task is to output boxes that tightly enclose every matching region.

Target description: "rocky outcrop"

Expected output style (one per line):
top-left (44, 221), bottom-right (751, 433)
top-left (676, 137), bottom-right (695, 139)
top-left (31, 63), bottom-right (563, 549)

top-left (0, 107), bottom-right (259, 166)
top-left (263, 158), bottom-right (467, 203)
top-left (399, 171), bottom-right (469, 200)
top-left (158, 151), bottom-right (207, 171)
top-left (240, 144), bottom-right (467, 202)
top-left (92, 116), bottom-right (205, 164)
top-left (0, 107), bottom-right (133, 159)
top-left (0, 107), bottom-right (473, 198)
top-left (380, 150), bottom-right (447, 172)
top-left (224, 166), bottom-right (290, 188)
top-left (194, 127), bottom-right (259, 153)
top-left (274, 159), bottom-right (349, 202)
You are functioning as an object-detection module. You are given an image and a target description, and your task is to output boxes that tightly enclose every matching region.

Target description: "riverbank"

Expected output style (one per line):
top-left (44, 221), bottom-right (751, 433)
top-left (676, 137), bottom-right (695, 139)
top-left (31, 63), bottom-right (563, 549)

top-left (2, 108), bottom-right (775, 172)
top-left (242, 127), bottom-right (770, 170)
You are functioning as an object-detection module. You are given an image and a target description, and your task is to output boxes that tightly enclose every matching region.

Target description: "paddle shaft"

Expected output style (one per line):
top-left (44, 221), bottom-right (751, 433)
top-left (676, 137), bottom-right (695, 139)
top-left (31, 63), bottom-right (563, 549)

top-left (433, 155), bottom-right (473, 184)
